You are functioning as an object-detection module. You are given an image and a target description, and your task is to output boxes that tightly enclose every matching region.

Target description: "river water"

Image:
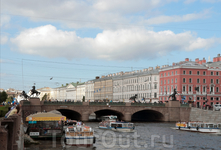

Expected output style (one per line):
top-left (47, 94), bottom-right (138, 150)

top-left (25, 122), bottom-right (221, 150)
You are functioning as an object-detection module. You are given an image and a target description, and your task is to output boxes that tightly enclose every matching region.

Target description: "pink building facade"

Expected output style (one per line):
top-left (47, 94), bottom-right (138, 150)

top-left (159, 54), bottom-right (221, 108)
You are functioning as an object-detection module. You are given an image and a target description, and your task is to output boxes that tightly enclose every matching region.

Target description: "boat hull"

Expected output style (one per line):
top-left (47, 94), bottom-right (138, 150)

top-left (65, 136), bottom-right (94, 147)
top-left (99, 126), bottom-right (134, 132)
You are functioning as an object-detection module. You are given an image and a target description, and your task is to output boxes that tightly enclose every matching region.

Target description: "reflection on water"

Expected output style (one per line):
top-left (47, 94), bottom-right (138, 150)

top-left (25, 122), bottom-right (221, 150)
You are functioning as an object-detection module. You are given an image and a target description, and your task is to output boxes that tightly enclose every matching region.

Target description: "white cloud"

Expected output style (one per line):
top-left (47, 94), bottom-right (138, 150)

top-left (1, 36), bottom-right (8, 45)
top-left (202, 0), bottom-right (221, 3)
top-left (2, 0), bottom-right (196, 29)
top-left (1, 15), bottom-right (10, 27)
top-left (142, 10), bottom-right (209, 25)
top-left (10, 25), bottom-right (220, 61)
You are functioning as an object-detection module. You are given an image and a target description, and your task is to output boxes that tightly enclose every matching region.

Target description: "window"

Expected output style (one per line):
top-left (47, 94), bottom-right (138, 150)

top-left (172, 72), bottom-right (173, 75)
top-left (168, 72), bottom-right (170, 76)
top-left (164, 73), bottom-right (166, 76)
top-left (216, 79), bottom-right (219, 84)
top-left (203, 71), bottom-right (206, 75)
top-left (197, 79), bottom-right (200, 83)
top-left (154, 84), bottom-right (157, 89)
top-left (175, 78), bottom-right (177, 83)
top-left (175, 71), bottom-right (177, 75)
top-left (161, 80), bottom-right (162, 85)
top-left (189, 86), bottom-right (192, 92)
top-left (197, 97), bottom-right (200, 100)
top-left (164, 80), bottom-right (166, 84)
top-left (197, 71), bottom-right (200, 75)
top-left (161, 73), bottom-right (163, 77)
top-left (216, 72), bottom-right (219, 76)
top-left (154, 93), bottom-right (157, 98)
top-left (189, 78), bottom-right (192, 83)
top-left (211, 72), bottom-right (213, 75)
top-left (183, 78), bottom-right (186, 83)
top-left (189, 71), bottom-right (192, 75)
top-left (203, 86), bottom-right (206, 92)
top-left (216, 97), bottom-right (219, 101)
top-left (183, 71), bottom-right (186, 74)
top-left (216, 87), bottom-right (219, 93)
top-left (168, 79), bottom-right (170, 84)
top-left (211, 97), bottom-right (214, 100)
top-left (203, 79), bottom-right (206, 83)
top-left (171, 79), bottom-right (173, 83)
top-left (211, 79), bottom-right (214, 84)
top-left (183, 86), bottom-right (186, 92)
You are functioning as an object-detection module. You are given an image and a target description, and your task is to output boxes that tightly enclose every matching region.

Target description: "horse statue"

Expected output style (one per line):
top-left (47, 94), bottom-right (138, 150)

top-left (169, 89), bottom-right (178, 101)
top-left (30, 86), bottom-right (41, 97)
top-left (129, 94), bottom-right (138, 103)
top-left (20, 91), bottom-right (30, 100)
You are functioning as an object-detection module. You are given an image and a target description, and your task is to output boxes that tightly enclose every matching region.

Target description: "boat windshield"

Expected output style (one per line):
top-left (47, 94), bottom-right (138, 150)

top-left (205, 124), bottom-right (214, 128)
top-left (102, 116), bottom-right (117, 121)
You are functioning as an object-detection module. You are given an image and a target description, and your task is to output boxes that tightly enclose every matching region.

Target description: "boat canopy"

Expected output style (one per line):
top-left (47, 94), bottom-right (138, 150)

top-left (26, 112), bottom-right (66, 121)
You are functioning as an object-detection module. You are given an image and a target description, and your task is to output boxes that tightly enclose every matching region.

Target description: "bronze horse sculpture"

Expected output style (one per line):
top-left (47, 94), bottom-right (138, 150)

top-left (30, 86), bottom-right (41, 97)
top-left (169, 89), bottom-right (178, 101)
top-left (20, 91), bottom-right (30, 100)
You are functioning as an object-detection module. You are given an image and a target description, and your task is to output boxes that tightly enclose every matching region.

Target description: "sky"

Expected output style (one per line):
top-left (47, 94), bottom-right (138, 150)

top-left (1, 0), bottom-right (221, 92)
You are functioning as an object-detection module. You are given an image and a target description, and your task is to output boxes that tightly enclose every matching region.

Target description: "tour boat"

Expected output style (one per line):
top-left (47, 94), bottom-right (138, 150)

top-left (65, 125), bottom-right (95, 147)
top-left (98, 115), bottom-right (135, 132)
top-left (175, 122), bottom-right (221, 133)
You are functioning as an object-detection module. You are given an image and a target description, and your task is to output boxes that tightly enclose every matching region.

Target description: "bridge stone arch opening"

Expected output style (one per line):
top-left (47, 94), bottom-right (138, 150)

top-left (94, 109), bottom-right (124, 121)
top-left (132, 110), bottom-right (164, 122)
top-left (57, 109), bottom-right (81, 121)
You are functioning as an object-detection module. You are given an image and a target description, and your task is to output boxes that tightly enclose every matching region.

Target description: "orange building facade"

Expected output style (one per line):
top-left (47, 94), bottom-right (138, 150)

top-left (159, 54), bottom-right (221, 108)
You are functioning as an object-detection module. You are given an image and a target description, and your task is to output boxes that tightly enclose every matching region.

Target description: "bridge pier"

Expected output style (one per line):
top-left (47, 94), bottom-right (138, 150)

top-left (123, 112), bottom-right (132, 122)
top-left (81, 112), bottom-right (90, 122)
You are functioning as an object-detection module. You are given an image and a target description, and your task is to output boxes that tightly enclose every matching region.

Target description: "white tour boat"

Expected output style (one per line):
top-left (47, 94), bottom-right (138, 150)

top-left (65, 124), bottom-right (95, 147)
top-left (175, 122), bottom-right (221, 133)
top-left (99, 115), bottom-right (135, 132)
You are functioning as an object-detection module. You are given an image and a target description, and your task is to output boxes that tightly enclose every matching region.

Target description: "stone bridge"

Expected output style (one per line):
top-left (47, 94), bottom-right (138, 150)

top-left (21, 98), bottom-right (191, 122)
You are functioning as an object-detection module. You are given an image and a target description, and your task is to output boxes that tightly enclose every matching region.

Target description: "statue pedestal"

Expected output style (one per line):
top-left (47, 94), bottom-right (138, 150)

top-left (168, 100), bottom-right (180, 107)
top-left (29, 97), bottom-right (40, 105)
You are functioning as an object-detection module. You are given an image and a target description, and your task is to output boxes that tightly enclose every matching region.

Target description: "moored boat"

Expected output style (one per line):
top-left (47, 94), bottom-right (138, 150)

top-left (65, 124), bottom-right (95, 147)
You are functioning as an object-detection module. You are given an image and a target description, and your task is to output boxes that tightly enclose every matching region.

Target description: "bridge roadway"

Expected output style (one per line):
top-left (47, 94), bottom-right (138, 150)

top-left (21, 98), bottom-right (191, 122)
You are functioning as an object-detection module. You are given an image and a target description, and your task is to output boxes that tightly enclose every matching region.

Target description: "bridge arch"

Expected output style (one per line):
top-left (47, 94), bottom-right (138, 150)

top-left (56, 109), bottom-right (81, 121)
top-left (132, 109), bottom-right (164, 122)
top-left (94, 109), bottom-right (124, 121)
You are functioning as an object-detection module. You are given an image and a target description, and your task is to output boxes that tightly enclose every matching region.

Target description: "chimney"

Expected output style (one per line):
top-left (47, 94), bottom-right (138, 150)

top-left (172, 62), bottom-right (176, 66)
top-left (195, 58), bottom-right (199, 63)
top-left (185, 58), bottom-right (189, 61)
top-left (95, 76), bottom-right (100, 79)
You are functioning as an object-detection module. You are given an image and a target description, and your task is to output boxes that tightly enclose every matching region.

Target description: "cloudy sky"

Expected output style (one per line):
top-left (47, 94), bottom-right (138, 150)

top-left (1, 0), bottom-right (221, 91)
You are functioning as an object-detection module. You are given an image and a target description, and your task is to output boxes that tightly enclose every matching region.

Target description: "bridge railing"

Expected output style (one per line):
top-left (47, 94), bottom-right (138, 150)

top-left (43, 101), bottom-right (83, 105)
top-left (89, 102), bottom-right (126, 106)
top-left (180, 103), bottom-right (189, 107)
top-left (131, 103), bottom-right (165, 107)
top-left (22, 101), bottom-right (31, 105)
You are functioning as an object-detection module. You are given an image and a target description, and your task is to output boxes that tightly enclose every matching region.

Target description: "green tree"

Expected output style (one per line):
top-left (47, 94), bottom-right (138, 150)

top-left (42, 93), bottom-right (47, 101)
top-left (5, 96), bottom-right (13, 104)
top-left (82, 96), bottom-right (85, 102)
top-left (0, 91), bottom-right (8, 103)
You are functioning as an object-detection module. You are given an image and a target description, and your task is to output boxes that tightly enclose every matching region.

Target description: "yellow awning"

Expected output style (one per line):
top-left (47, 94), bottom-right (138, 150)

top-left (26, 112), bottom-right (66, 121)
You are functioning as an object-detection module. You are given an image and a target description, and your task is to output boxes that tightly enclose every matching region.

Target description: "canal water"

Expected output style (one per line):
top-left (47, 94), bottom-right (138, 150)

top-left (25, 122), bottom-right (221, 150)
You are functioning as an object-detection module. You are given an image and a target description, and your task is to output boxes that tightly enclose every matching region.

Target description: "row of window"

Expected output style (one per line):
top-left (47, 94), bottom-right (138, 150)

top-left (160, 86), bottom-right (219, 93)
top-left (161, 70), bottom-right (220, 77)
top-left (113, 84), bottom-right (158, 92)
top-left (160, 96), bottom-right (220, 101)
top-left (161, 78), bottom-right (220, 85)
top-left (113, 92), bottom-right (158, 100)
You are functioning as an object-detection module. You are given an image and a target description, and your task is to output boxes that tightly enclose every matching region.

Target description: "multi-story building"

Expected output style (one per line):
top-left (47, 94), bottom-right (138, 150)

top-left (85, 80), bottom-right (94, 101)
top-left (94, 76), bottom-right (113, 101)
top-left (112, 67), bottom-right (160, 102)
top-left (159, 54), bottom-right (221, 107)
top-left (76, 82), bottom-right (85, 101)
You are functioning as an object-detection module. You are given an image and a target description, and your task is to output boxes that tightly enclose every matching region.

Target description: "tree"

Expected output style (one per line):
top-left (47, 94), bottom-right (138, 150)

top-left (42, 93), bottom-right (48, 101)
top-left (82, 96), bottom-right (85, 102)
top-left (0, 91), bottom-right (8, 103)
top-left (5, 96), bottom-right (13, 104)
